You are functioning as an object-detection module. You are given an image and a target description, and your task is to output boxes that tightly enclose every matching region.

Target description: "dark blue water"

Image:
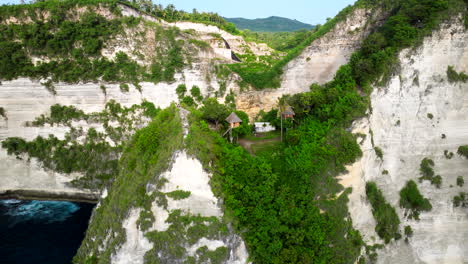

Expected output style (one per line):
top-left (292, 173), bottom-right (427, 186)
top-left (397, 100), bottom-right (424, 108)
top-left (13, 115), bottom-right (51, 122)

top-left (0, 199), bottom-right (94, 264)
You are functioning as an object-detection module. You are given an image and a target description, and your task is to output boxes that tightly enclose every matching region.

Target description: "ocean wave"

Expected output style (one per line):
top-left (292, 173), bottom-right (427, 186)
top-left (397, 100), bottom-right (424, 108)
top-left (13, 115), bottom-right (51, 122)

top-left (1, 200), bottom-right (80, 227)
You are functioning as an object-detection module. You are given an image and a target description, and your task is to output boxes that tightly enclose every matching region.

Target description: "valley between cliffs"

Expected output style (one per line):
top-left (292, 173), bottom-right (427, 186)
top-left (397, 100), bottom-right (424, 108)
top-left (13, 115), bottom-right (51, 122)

top-left (0, 1), bottom-right (467, 263)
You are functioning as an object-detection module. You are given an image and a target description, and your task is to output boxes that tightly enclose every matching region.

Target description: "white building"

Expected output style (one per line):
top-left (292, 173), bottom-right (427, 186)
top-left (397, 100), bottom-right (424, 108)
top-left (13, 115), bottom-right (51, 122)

top-left (254, 122), bottom-right (276, 133)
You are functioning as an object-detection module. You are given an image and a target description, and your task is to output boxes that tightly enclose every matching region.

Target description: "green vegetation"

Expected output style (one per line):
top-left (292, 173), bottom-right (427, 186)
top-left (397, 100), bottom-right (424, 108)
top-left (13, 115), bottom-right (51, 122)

top-left (228, 2), bottom-right (368, 89)
top-left (144, 210), bottom-right (229, 263)
top-left (166, 190), bottom-right (191, 200)
top-left (243, 30), bottom-right (314, 52)
top-left (0, 1), bottom-right (192, 84)
top-left (457, 176), bottom-right (464, 187)
top-left (176, 84), bottom-right (187, 99)
top-left (457, 145), bottom-right (468, 158)
top-left (365, 182), bottom-right (401, 243)
top-left (41, 80), bottom-right (57, 95)
top-left (453, 192), bottom-right (467, 207)
top-left (74, 105), bottom-right (184, 263)
top-left (427, 113), bottom-right (434, 119)
top-left (418, 158), bottom-right (441, 188)
top-left (447, 66), bottom-right (468, 83)
top-left (374, 146), bottom-right (384, 159)
top-left (190, 85), bottom-right (203, 102)
top-left (404, 225), bottom-right (413, 243)
top-left (229, 0), bottom-right (461, 90)
top-left (0, 107), bottom-right (6, 119)
top-left (119, 83), bottom-right (129, 93)
top-left (2, 100), bottom-right (159, 189)
top-left (225, 16), bottom-right (314, 32)
top-left (444, 150), bottom-right (454, 159)
top-left (399, 180), bottom-right (432, 220)
top-left (137, 3), bottom-right (239, 35)
top-left (186, 104), bottom-right (365, 263)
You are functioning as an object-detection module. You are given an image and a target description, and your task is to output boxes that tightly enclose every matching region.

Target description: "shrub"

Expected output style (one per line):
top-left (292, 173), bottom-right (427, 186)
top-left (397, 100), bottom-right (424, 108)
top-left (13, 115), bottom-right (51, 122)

top-left (453, 192), bottom-right (467, 207)
top-left (166, 190), bottom-right (191, 200)
top-left (427, 113), bottom-right (434, 119)
top-left (365, 182), bottom-right (400, 243)
top-left (100, 84), bottom-right (107, 95)
top-left (41, 79), bottom-right (57, 95)
top-left (182, 96), bottom-right (195, 106)
top-left (374, 146), bottom-right (384, 159)
top-left (119, 83), bottom-right (129, 92)
top-left (176, 84), bottom-right (187, 99)
top-left (399, 180), bottom-right (432, 220)
top-left (457, 176), bottom-right (464, 187)
top-left (0, 107), bottom-right (6, 119)
top-left (382, 170), bottom-right (389, 175)
top-left (447, 66), bottom-right (468, 83)
top-left (190, 85), bottom-right (203, 101)
top-left (404, 225), bottom-right (413, 238)
top-left (444, 150), bottom-right (454, 159)
top-left (457, 145), bottom-right (468, 158)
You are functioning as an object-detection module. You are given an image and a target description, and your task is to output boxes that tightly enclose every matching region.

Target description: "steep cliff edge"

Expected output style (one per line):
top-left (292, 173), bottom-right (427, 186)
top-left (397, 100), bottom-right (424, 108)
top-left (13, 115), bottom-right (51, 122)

top-left (340, 17), bottom-right (468, 263)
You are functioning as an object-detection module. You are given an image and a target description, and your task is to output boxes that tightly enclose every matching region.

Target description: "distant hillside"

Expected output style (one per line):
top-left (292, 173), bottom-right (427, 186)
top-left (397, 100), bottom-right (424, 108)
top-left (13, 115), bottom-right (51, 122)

top-left (225, 16), bottom-right (314, 32)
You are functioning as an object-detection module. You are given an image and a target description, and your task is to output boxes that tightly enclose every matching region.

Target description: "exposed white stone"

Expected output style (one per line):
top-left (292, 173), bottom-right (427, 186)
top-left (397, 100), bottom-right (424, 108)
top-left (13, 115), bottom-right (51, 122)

top-left (111, 208), bottom-right (153, 264)
top-left (341, 19), bottom-right (468, 263)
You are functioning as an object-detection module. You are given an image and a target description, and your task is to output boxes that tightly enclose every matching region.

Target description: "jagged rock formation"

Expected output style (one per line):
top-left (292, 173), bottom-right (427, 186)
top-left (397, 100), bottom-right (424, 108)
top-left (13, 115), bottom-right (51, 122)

top-left (340, 18), bottom-right (468, 263)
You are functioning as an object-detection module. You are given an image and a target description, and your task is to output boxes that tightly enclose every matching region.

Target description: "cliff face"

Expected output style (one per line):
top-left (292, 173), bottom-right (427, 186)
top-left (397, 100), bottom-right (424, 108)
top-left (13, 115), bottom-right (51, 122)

top-left (236, 7), bottom-right (383, 118)
top-left (340, 18), bottom-right (468, 263)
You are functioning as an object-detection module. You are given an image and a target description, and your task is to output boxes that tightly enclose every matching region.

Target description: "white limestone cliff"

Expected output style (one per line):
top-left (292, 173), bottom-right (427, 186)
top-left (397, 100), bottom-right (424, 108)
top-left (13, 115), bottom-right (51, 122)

top-left (340, 18), bottom-right (468, 263)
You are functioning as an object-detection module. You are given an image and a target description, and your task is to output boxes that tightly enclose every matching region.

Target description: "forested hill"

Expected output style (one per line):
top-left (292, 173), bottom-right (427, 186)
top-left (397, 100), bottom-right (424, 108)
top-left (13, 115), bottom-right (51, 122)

top-left (225, 16), bottom-right (314, 32)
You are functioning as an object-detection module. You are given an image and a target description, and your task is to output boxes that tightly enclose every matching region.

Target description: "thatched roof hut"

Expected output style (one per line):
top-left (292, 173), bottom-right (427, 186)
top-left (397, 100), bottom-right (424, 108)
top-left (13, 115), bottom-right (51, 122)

top-left (282, 106), bottom-right (295, 118)
top-left (226, 112), bottom-right (242, 128)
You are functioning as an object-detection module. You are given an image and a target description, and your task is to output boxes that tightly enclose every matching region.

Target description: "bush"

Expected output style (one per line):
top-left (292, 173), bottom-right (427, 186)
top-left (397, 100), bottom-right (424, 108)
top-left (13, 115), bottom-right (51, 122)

top-left (404, 225), bottom-right (413, 238)
top-left (457, 176), bottom-right (464, 187)
top-left (457, 145), bottom-right (468, 158)
top-left (176, 84), bottom-right (187, 99)
top-left (427, 113), bottom-right (434, 119)
top-left (0, 107), bottom-right (6, 119)
top-left (119, 83), bottom-right (129, 92)
top-left (447, 66), bottom-right (468, 83)
top-left (453, 192), bottom-right (467, 207)
top-left (374, 146), bottom-right (384, 159)
top-left (399, 180), bottom-right (432, 220)
top-left (182, 96), bottom-right (195, 107)
top-left (365, 182), bottom-right (400, 243)
top-left (41, 79), bottom-right (57, 95)
top-left (190, 85), bottom-right (203, 101)
top-left (166, 190), bottom-right (191, 200)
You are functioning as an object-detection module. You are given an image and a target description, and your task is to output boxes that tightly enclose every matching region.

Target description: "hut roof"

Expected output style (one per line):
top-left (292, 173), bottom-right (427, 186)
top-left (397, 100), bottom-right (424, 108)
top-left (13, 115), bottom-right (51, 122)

top-left (282, 106), bottom-right (295, 116)
top-left (226, 112), bottom-right (242, 123)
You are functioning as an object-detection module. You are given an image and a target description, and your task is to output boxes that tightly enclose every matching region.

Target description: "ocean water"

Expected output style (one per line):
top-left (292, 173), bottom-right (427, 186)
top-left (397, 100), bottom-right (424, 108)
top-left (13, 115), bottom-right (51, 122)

top-left (0, 199), bottom-right (94, 264)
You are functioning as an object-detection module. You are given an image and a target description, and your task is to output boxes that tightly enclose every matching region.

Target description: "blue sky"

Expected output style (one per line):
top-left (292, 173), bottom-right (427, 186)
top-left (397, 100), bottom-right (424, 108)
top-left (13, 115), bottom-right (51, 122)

top-left (0, 0), bottom-right (357, 24)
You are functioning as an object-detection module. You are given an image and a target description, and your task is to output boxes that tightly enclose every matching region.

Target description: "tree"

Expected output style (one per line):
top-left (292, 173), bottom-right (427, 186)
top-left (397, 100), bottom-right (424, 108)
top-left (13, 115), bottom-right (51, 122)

top-left (190, 85), bottom-right (202, 101)
top-left (176, 84), bottom-right (187, 99)
top-left (200, 98), bottom-right (229, 127)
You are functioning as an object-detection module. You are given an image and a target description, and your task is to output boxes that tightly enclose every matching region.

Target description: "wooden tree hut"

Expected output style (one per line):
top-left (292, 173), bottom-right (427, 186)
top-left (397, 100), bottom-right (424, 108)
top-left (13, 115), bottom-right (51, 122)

top-left (281, 106), bottom-right (295, 119)
top-left (225, 112), bottom-right (242, 128)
